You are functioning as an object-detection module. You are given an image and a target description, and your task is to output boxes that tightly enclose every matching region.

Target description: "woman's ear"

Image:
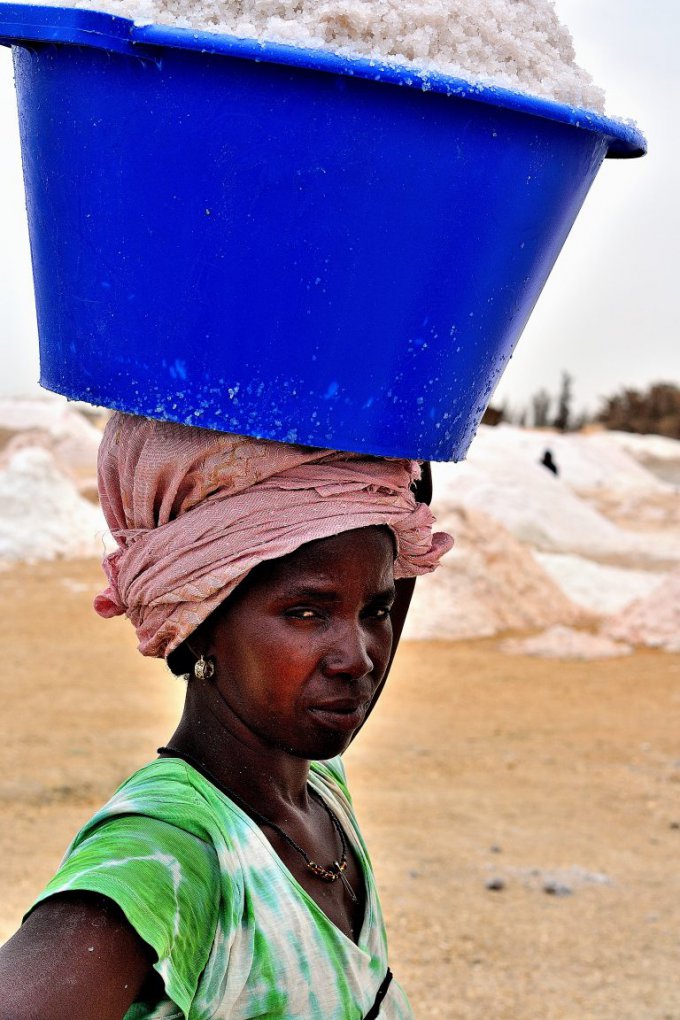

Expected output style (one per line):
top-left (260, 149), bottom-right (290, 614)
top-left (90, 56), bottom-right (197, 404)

top-left (166, 612), bottom-right (216, 677)
top-left (412, 461), bottom-right (433, 505)
top-left (166, 641), bottom-right (195, 678)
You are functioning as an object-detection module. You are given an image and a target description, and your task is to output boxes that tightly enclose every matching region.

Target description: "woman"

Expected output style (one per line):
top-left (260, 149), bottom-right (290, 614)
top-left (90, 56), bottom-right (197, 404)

top-left (0, 413), bottom-right (452, 1019)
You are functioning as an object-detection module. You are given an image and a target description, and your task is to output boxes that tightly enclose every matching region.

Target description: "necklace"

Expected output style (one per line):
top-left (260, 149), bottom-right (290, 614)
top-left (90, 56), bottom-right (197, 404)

top-left (157, 746), bottom-right (358, 903)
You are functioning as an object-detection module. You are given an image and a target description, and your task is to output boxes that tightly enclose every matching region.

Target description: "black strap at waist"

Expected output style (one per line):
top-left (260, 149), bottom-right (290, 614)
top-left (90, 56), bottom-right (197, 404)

top-left (363, 968), bottom-right (393, 1020)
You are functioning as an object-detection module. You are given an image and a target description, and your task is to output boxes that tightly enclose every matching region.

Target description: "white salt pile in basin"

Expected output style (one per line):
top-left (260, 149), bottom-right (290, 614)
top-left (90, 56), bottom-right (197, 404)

top-left (48, 0), bottom-right (604, 111)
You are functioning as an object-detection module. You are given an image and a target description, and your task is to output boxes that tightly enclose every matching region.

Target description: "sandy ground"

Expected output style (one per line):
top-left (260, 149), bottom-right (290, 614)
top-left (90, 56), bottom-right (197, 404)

top-left (1, 558), bottom-right (679, 1019)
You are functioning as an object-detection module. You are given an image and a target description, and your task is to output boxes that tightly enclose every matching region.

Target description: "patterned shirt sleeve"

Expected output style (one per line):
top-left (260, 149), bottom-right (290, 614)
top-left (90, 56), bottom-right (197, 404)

top-left (29, 813), bottom-right (220, 1018)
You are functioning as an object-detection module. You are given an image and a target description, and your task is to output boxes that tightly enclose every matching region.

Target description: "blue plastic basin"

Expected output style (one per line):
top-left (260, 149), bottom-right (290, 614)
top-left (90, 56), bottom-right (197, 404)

top-left (0, 4), bottom-right (646, 459)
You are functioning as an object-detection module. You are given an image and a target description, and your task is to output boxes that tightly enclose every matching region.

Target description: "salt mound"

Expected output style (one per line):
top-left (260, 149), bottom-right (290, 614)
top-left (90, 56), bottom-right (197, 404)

top-left (606, 431), bottom-right (680, 466)
top-left (586, 488), bottom-right (680, 535)
top-left (604, 569), bottom-right (680, 653)
top-left (501, 625), bottom-right (632, 660)
top-left (0, 397), bottom-right (102, 489)
top-left (0, 396), bottom-right (101, 444)
top-left (605, 431), bottom-right (680, 487)
top-left (486, 427), bottom-right (679, 534)
top-left (533, 552), bottom-right (665, 616)
top-left (456, 425), bottom-right (669, 496)
top-left (432, 427), bottom-right (680, 569)
top-left (51, 0), bottom-right (604, 110)
top-left (0, 447), bottom-right (108, 564)
top-left (403, 505), bottom-right (584, 640)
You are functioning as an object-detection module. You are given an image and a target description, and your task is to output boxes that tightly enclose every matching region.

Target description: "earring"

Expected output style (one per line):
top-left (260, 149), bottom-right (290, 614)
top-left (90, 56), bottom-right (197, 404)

top-left (193, 654), bottom-right (215, 681)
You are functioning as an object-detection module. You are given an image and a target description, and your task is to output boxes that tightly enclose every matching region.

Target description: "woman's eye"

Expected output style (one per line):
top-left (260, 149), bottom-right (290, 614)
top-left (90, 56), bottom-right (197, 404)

top-left (286, 605), bottom-right (393, 621)
top-left (369, 606), bottom-right (392, 620)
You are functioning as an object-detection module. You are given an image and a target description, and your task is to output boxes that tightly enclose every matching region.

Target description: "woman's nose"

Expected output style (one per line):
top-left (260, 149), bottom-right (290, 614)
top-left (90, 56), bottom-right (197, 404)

top-left (322, 623), bottom-right (374, 680)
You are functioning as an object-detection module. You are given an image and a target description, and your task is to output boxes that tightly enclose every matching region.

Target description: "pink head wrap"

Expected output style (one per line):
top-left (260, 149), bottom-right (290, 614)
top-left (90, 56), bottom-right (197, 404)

top-left (95, 413), bottom-right (453, 658)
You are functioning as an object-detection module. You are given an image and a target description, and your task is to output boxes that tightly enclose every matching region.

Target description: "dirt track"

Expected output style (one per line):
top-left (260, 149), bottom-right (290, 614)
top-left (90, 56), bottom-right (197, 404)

top-left (1, 558), bottom-right (679, 1019)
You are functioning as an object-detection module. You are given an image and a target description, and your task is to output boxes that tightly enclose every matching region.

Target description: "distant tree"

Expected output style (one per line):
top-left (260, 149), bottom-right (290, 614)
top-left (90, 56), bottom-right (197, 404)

top-left (571, 409), bottom-right (590, 432)
top-left (531, 388), bottom-right (551, 428)
top-left (481, 404), bottom-right (505, 426)
top-left (552, 371), bottom-right (573, 432)
top-left (597, 382), bottom-right (680, 438)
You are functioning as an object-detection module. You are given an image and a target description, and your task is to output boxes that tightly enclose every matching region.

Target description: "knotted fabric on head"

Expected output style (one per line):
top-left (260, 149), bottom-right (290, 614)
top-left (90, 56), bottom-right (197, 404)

top-left (95, 413), bottom-right (454, 658)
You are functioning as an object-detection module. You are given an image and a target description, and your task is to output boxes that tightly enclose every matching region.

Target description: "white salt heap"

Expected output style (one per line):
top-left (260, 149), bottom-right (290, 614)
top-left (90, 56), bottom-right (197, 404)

top-left (605, 431), bottom-right (680, 487)
top-left (0, 446), bottom-right (108, 565)
top-left (0, 396), bottom-right (103, 495)
top-left (432, 426), bottom-right (680, 570)
top-left (411, 424), bottom-right (680, 658)
top-left (532, 552), bottom-right (664, 616)
top-left (604, 569), bottom-right (680, 654)
top-left (474, 427), bottom-right (672, 496)
top-left (606, 431), bottom-right (680, 471)
top-left (501, 626), bottom-right (632, 660)
top-left (49, 0), bottom-right (605, 111)
top-left (401, 504), bottom-right (584, 641)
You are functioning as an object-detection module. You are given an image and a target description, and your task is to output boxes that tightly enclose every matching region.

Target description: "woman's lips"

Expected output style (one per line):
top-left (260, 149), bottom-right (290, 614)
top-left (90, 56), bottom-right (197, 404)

top-left (307, 700), bottom-right (369, 731)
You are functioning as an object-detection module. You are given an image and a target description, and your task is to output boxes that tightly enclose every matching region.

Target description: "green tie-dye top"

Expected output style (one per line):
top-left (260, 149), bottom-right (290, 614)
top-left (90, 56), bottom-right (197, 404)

top-left (32, 755), bottom-right (414, 1020)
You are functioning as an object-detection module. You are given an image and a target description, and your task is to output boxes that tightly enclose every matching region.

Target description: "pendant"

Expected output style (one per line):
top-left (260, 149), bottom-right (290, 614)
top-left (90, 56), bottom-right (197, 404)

top-left (334, 861), bottom-right (358, 903)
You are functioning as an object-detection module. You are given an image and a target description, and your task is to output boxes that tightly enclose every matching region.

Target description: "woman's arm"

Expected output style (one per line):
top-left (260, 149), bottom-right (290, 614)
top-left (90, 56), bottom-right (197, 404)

top-left (0, 892), bottom-right (155, 1020)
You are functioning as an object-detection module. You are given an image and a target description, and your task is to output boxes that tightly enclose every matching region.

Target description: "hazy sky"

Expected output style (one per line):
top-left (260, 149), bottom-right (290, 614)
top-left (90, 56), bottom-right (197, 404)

top-left (0, 1), bottom-right (677, 417)
top-left (493, 0), bottom-right (680, 418)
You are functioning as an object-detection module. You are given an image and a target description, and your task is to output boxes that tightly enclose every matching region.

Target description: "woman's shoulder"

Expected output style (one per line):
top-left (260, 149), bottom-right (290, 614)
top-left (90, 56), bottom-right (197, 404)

top-left (113, 754), bottom-right (210, 807)
top-left (86, 755), bottom-right (220, 842)
top-left (118, 753), bottom-right (203, 792)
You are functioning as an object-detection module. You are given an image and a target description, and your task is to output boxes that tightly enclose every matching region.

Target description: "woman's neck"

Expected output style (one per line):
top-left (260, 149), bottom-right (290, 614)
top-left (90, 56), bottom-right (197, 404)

top-left (165, 690), bottom-right (312, 820)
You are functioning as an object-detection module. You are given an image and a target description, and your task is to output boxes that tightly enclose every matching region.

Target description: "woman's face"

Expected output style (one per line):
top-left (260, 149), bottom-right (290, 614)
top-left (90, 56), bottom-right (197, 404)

top-left (201, 526), bottom-right (396, 761)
